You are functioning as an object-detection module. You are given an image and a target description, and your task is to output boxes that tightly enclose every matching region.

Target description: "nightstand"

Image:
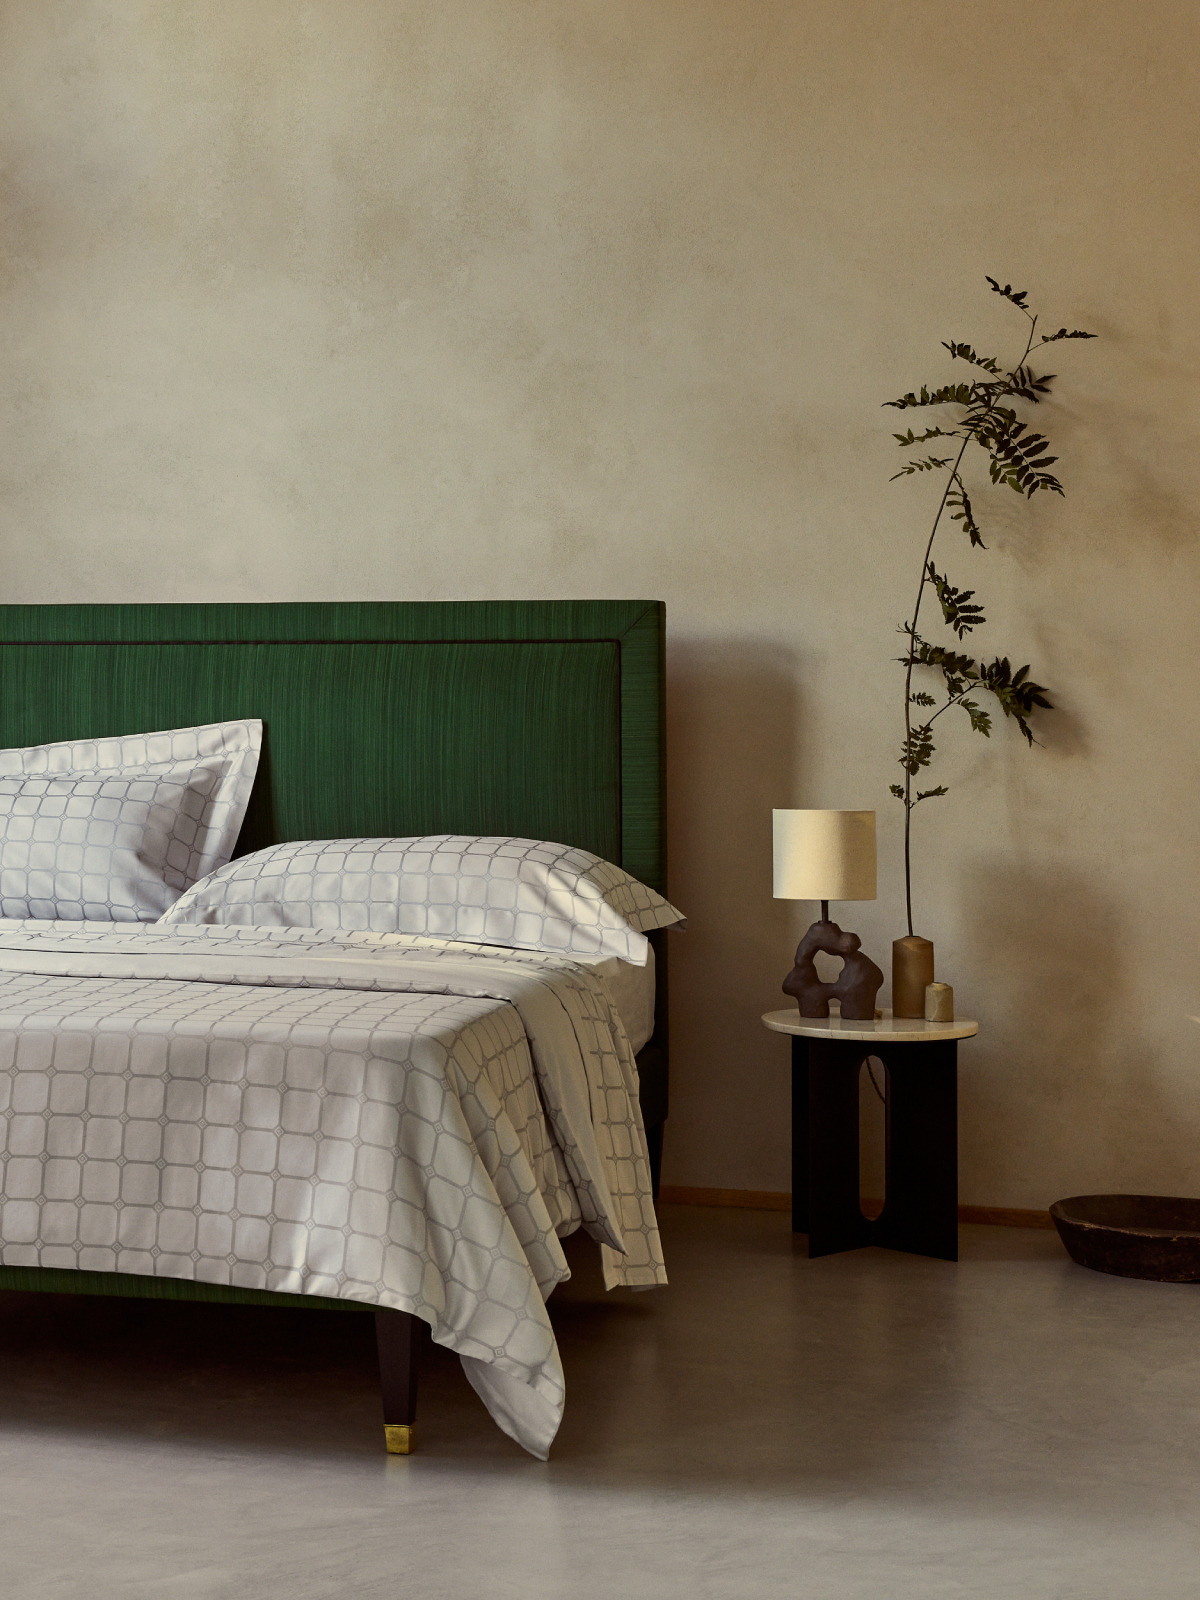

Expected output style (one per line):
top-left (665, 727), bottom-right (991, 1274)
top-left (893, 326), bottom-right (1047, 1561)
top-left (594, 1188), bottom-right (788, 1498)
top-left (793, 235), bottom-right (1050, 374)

top-left (762, 1008), bottom-right (978, 1262)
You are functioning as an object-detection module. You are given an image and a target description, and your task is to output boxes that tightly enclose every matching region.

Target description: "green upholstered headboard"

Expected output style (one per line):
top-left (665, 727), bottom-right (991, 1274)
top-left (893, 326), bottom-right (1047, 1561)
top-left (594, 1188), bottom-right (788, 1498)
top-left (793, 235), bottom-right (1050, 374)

top-left (0, 600), bottom-right (667, 894)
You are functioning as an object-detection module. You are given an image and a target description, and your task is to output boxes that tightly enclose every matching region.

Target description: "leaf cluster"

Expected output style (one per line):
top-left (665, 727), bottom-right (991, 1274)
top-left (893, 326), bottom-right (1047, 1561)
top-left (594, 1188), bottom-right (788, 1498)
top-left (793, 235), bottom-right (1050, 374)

top-left (941, 341), bottom-right (1001, 374)
top-left (976, 416), bottom-right (1061, 497)
top-left (1040, 327), bottom-right (1098, 344)
top-left (884, 279), bottom-right (1093, 514)
top-left (985, 277), bottom-right (1029, 309)
top-left (890, 454), bottom-right (956, 480)
top-left (900, 631), bottom-right (1052, 748)
top-left (885, 383), bottom-right (973, 412)
top-left (946, 478), bottom-right (984, 547)
top-left (926, 562), bottom-right (984, 637)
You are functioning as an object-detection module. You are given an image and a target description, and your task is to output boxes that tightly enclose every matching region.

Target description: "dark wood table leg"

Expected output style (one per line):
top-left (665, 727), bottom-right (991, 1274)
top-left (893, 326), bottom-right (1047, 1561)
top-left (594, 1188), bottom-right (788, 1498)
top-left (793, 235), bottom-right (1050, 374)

top-left (375, 1308), bottom-right (425, 1453)
top-left (805, 1039), bottom-right (873, 1258)
top-left (873, 1039), bottom-right (959, 1261)
top-left (791, 1036), bottom-right (809, 1233)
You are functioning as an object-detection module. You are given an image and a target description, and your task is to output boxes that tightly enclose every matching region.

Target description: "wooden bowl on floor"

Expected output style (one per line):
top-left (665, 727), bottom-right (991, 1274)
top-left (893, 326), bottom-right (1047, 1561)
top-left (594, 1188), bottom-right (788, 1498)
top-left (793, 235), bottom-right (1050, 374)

top-left (1050, 1195), bottom-right (1200, 1282)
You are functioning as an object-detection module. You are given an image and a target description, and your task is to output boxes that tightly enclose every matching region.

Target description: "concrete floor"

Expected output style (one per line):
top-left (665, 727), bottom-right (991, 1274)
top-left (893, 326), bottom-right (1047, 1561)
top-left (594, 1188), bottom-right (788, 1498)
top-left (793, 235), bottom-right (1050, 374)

top-left (1, 1205), bottom-right (1199, 1598)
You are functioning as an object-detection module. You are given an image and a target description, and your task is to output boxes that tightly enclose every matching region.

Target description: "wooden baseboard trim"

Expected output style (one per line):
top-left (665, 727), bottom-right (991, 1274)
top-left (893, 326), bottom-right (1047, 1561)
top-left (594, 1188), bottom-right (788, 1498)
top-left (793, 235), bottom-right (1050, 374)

top-left (658, 1185), bottom-right (792, 1211)
top-left (658, 1186), bottom-right (1055, 1230)
top-left (958, 1205), bottom-right (1056, 1230)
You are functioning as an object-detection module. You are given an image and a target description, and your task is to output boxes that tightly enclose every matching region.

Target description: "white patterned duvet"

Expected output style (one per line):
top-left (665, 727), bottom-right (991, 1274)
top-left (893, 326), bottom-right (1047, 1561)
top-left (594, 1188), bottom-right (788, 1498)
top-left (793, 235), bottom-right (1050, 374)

top-left (0, 921), bottom-right (666, 1458)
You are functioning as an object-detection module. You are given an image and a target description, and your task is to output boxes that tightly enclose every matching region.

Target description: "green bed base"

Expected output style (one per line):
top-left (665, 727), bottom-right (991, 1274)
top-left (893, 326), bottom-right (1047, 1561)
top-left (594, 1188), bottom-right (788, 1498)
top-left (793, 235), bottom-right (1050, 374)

top-left (0, 599), bottom-right (668, 1313)
top-left (0, 1263), bottom-right (366, 1312)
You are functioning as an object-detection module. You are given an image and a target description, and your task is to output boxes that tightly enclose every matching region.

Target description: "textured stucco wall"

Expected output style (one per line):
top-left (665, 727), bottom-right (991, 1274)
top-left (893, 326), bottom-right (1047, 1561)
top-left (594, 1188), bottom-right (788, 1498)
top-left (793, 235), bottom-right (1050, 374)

top-left (2, 1), bottom-right (1198, 1205)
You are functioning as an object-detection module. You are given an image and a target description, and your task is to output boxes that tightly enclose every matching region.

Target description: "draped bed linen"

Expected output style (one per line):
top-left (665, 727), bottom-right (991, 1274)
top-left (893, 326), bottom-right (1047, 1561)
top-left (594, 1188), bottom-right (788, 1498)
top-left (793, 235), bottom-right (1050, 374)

top-left (0, 922), bottom-right (666, 1458)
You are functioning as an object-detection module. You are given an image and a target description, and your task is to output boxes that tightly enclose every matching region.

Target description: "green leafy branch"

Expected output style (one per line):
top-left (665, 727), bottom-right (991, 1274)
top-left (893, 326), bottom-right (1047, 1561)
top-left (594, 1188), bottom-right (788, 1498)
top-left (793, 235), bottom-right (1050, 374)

top-left (946, 477), bottom-right (984, 547)
top-left (926, 564), bottom-right (984, 638)
top-left (891, 455), bottom-right (957, 478)
top-left (886, 276), bottom-right (1094, 935)
top-left (901, 630), bottom-right (1052, 745)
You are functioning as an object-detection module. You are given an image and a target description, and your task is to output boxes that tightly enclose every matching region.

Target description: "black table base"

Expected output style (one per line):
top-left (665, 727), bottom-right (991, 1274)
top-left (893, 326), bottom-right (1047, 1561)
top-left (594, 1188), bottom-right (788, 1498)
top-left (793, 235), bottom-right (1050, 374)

top-left (791, 1034), bottom-right (958, 1261)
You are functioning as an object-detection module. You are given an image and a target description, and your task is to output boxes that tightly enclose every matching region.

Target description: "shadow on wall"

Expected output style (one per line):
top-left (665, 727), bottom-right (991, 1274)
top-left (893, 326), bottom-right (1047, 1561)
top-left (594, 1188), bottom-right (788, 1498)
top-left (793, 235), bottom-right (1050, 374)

top-left (662, 637), bottom-right (809, 1187)
top-left (967, 857), bottom-right (1122, 1041)
top-left (958, 858), bottom-right (1177, 1202)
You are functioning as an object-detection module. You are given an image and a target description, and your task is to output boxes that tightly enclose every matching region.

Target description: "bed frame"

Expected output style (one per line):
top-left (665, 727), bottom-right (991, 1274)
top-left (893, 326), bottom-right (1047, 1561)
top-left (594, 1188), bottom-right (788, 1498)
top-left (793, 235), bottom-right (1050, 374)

top-left (0, 599), bottom-right (669, 1452)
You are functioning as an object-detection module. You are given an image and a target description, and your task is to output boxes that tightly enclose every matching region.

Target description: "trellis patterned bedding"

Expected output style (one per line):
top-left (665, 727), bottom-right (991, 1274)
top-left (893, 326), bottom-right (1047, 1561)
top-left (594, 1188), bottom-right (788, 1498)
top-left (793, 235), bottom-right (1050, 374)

top-left (0, 921), bottom-right (666, 1458)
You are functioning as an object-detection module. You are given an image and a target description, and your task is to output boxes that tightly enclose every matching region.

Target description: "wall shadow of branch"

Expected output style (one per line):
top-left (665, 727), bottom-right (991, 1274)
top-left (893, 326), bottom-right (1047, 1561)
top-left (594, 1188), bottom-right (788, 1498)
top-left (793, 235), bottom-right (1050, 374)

top-left (663, 636), bottom-right (808, 1187)
top-left (958, 859), bottom-right (1179, 1202)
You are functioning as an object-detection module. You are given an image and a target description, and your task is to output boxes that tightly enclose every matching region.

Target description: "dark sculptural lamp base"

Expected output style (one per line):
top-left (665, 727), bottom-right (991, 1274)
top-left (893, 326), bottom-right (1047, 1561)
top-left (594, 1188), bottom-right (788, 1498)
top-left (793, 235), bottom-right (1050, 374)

top-left (783, 902), bottom-right (884, 1023)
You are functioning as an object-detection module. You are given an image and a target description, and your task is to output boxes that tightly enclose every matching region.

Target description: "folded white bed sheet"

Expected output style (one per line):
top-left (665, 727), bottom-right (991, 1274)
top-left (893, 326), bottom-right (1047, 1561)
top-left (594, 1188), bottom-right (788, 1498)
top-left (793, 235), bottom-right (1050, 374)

top-left (574, 944), bottom-right (656, 1055)
top-left (0, 920), bottom-right (665, 1458)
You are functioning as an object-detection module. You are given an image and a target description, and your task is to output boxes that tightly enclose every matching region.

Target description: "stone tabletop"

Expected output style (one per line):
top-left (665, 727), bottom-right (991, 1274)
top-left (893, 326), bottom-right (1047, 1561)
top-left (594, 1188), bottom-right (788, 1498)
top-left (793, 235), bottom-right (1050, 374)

top-left (761, 1007), bottom-right (979, 1044)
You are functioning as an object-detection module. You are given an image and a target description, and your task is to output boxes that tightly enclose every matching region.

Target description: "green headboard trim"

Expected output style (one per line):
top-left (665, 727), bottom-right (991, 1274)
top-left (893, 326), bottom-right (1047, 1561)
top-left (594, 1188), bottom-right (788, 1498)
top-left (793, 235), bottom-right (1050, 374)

top-left (0, 600), bottom-right (667, 893)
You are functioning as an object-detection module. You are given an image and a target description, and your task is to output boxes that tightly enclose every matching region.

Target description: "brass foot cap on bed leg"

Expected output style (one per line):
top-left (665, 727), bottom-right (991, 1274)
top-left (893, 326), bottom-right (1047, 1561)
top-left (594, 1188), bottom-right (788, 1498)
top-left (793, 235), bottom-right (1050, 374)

top-left (384, 1424), bottom-right (414, 1455)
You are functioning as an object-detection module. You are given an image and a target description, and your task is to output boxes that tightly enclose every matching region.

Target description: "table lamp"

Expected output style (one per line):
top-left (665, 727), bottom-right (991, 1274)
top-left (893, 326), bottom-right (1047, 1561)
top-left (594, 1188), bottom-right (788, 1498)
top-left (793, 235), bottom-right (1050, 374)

top-left (772, 809), bottom-right (884, 1022)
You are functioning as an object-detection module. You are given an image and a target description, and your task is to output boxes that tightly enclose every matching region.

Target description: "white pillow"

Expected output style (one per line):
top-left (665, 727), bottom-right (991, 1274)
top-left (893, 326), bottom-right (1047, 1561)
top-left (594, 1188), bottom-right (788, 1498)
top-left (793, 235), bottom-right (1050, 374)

top-left (0, 720), bottom-right (262, 921)
top-left (160, 834), bottom-right (685, 964)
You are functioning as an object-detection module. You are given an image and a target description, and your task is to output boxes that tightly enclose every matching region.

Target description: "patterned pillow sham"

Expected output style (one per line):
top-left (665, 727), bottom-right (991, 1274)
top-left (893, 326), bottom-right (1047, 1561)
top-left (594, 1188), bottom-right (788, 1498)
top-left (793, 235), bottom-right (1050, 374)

top-left (0, 720), bottom-right (262, 921)
top-left (160, 834), bottom-right (685, 964)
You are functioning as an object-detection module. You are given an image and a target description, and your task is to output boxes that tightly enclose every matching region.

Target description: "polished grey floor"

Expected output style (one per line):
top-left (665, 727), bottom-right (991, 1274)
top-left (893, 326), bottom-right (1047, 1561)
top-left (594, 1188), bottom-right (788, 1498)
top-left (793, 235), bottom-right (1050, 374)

top-left (2, 1206), bottom-right (1199, 1597)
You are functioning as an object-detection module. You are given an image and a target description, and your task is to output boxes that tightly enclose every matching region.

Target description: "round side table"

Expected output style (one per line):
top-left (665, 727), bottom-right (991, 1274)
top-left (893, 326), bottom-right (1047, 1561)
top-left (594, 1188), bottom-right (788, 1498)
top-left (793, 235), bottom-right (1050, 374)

top-left (762, 1008), bottom-right (978, 1262)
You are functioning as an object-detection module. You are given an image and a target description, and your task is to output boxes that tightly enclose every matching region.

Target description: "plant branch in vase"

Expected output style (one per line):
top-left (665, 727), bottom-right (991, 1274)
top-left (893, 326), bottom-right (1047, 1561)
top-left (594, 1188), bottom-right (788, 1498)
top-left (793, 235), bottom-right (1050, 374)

top-left (884, 276), bottom-right (1095, 1015)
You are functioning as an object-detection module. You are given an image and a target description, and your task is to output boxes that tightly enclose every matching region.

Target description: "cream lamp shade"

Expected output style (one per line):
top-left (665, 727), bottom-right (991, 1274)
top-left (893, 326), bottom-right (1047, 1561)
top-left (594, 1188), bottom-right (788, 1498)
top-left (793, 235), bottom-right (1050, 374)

top-left (772, 810), bottom-right (877, 902)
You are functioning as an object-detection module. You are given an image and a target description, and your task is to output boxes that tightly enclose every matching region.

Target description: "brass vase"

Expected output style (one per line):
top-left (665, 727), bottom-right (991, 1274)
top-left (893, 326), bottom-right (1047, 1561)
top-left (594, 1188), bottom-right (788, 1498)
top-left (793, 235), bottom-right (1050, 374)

top-left (892, 935), bottom-right (934, 1019)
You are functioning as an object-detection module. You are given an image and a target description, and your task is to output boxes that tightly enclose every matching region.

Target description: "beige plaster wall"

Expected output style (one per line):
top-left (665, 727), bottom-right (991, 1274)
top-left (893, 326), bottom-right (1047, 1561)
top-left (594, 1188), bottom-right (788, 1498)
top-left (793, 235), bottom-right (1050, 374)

top-left (2, 1), bottom-right (1198, 1206)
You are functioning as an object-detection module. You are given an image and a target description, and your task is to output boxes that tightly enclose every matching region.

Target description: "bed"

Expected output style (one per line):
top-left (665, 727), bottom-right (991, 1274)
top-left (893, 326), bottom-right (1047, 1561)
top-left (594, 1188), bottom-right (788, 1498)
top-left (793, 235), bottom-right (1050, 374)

top-left (0, 599), bottom-right (673, 1459)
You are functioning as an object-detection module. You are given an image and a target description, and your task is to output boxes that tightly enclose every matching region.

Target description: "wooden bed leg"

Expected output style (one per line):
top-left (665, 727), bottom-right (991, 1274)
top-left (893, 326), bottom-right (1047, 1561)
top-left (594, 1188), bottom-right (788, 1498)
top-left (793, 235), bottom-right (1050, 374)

top-left (645, 1121), bottom-right (664, 1199)
top-left (375, 1308), bottom-right (424, 1454)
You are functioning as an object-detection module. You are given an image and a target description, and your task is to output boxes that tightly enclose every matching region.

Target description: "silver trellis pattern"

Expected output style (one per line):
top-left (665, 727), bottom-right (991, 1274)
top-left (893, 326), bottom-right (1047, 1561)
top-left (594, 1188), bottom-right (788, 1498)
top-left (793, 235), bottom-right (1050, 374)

top-left (161, 834), bottom-right (685, 964)
top-left (0, 921), bottom-right (665, 1457)
top-left (0, 721), bottom-right (262, 921)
